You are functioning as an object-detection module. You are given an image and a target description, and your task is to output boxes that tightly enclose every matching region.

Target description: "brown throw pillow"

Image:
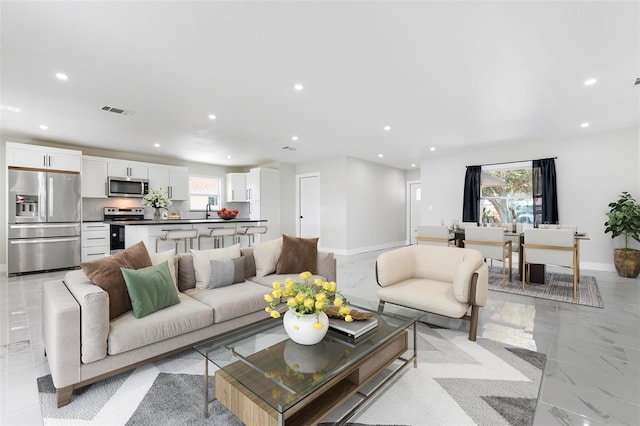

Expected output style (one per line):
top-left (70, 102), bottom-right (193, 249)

top-left (275, 235), bottom-right (319, 274)
top-left (81, 241), bottom-right (153, 320)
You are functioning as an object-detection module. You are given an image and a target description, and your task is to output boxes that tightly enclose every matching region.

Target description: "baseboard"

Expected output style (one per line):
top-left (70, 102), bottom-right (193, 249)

top-left (580, 261), bottom-right (616, 273)
top-left (322, 241), bottom-right (406, 256)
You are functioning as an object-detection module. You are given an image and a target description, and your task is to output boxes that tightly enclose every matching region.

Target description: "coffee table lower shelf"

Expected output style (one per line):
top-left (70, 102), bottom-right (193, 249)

top-left (214, 330), bottom-right (411, 426)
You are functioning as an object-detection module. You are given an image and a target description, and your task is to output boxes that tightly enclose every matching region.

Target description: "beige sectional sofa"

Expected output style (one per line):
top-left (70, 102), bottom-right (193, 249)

top-left (42, 244), bottom-right (336, 407)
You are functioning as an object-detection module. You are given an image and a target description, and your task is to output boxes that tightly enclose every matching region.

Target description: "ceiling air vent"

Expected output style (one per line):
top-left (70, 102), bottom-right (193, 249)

top-left (635, 77), bottom-right (640, 86)
top-left (101, 106), bottom-right (134, 115)
top-left (282, 146), bottom-right (297, 151)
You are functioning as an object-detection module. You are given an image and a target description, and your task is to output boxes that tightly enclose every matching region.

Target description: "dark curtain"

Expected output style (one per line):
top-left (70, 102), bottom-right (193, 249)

top-left (462, 166), bottom-right (481, 223)
top-left (532, 158), bottom-right (558, 226)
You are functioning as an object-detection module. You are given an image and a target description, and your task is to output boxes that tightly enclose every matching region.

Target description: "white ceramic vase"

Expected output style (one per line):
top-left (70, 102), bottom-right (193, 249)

top-left (282, 309), bottom-right (329, 345)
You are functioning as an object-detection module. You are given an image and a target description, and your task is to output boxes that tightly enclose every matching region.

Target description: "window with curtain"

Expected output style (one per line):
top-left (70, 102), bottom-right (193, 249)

top-left (189, 176), bottom-right (221, 211)
top-left (480, 162), bottom-right (533, 225)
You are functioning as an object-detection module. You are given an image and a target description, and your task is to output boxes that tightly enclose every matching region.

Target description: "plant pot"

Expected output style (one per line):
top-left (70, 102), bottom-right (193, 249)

top-left (282, 310), bottom-right (329, 345)
top-left (613, 248), bottom-right (640, 278)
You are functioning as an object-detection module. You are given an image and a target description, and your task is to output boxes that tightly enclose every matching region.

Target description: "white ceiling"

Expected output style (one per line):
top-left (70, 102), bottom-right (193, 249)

top-left (1, 1), bottom-right (638, 170)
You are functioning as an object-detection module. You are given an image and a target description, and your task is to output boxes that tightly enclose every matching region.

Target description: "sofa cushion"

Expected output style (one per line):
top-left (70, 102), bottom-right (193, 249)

top-left (184, 282), bottom-right (268, 323)
top-left (176, 253), bottom-right (196, 292)
top-left (240, 247), bottom-right (257, 278)
top-left (80, 241), bottom-right (152, 320)
top-left (149, 249), bottom-right (177, 289)
top-left (376, 278), bottom-right (469, 318)
top-left (209, 257), bottom-right (246, 289)
top-left (253, 237), bottom-right (283, 277)
top-left (107, 292), bottom-right (213, 355)
top-left (121, 261), bottom-right (181, 318)
top-left (63, 270), bottom-right (109, 364)
top-left (191, 244), bottom-right (241, 289)
top-left (248, 273), bottom-right (328, 288)
top-left (276, 235), bottom-right (318, 274)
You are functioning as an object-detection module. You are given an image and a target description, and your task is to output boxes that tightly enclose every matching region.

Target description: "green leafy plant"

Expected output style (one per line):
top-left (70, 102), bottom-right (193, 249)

top-left (604, 192), bottom-right (640, 250)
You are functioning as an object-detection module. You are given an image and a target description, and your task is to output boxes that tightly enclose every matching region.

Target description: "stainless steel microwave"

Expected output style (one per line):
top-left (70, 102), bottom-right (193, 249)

top-left (107, 176), bottom-right (149, 198)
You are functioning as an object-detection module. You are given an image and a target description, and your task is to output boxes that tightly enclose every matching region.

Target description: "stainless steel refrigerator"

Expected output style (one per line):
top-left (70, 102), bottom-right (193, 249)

top-left (8, 168), bottom-right (81, 275)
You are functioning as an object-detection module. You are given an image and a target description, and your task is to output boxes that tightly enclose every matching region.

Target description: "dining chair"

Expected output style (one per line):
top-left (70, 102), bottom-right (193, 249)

top-left (416, 225), bottom-right (455, 246)
top-left (461, 222), bottom-right (479, 229)
top-left (522, 228), bottom-right (578, 299)
top-left (463, 227), bottom-right (512, 285)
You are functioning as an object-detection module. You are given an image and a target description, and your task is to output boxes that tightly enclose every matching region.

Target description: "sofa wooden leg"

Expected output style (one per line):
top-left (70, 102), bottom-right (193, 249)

top-left (468, 305), bottom-right (479, 341)
top-left (56, 386), bottom-right (73, 408)
top-left (377, 300), bottom-right (386, 313)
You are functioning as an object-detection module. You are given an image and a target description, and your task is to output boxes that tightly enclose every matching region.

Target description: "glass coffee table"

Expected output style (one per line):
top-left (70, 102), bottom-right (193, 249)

top-left (194, 304), bottom-right (417, 426)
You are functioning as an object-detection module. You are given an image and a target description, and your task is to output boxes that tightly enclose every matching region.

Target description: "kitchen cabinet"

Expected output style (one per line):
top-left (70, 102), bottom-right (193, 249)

top-left (248, 168), bottom-right (280, 241)
top-left (6, 142), bottom-right (81, 172)
top-left (81, 156), bottom-right (108, 198)
top-left (226, 173), bottom-right (247, 202)
top-left (107, 160), bottom-right (148, 179)
top-left (148, 165), bottom-right (189, 200)
top-left (81, 222), bottom-right (110, 261)
top-left (246, 168), bottom-right (260, 201)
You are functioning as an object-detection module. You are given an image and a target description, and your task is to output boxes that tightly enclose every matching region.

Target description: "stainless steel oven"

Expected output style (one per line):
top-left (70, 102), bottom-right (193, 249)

top-left (103, 207), bottom-right (145, 252)
top-left (110, 224), bottom-right (126, 251)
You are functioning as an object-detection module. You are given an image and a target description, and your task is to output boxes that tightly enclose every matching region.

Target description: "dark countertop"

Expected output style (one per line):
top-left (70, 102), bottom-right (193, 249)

top-left (105, 218), bottom-right (266, 225)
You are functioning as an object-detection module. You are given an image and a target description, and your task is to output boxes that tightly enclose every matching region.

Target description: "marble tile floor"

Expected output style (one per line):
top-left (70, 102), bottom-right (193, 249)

top-left (1, 249), bottom-right (639, 426)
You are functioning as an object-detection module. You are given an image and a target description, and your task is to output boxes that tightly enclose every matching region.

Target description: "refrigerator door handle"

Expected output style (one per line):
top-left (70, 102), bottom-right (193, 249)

top-left (10, 236), bottom-right (80, 244)
top-left (49, 177), bottom-right (54, 218)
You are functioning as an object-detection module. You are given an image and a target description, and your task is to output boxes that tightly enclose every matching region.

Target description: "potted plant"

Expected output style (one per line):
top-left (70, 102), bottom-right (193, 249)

top-left (604, 191), bottom-right (640, 278)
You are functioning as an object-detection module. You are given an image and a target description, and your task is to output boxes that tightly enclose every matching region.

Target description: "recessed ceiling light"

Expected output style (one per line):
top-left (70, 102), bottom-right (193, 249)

top-left (154, 143), bottom-right (160, 148)
top-left (227, 155), bottom-right (232, 159)
top-left (411, 164), bottom-right (416, 168)
top-left (430, 147), bottom-right (436, 151)
top-left (378, 154), bottom-right (384, 158)
top-left (291, 136), bottom-right (298, 141)
top-left (208, 114), bottom-right (216, 120)
top-left (584, 78), bottom-right (597, 86)
top-left (39, 125), bottom-right (48, 130)
top-left (581, 122), bottom-right (590, 128)
top-left (383, 125), bottom-right (391, 132)
top-left (55, 73), bottom-right (68, 81)
top-left (294, 83), bottom-right (304, 91)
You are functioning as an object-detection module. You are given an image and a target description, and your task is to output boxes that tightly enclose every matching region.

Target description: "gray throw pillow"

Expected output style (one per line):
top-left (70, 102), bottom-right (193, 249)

top-left (209, 257), bottom-right (246, 289)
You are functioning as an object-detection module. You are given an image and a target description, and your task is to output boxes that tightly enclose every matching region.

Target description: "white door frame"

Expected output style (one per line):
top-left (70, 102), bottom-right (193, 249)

top-left (295, 172), bottom-right (320, 237)
top-left (406, 180), bottom-right (421, 245)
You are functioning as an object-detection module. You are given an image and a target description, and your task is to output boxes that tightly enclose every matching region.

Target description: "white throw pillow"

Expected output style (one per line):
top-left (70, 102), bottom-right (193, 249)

top-left (191, 244), bottom-right (241, 289)
top-left (149, 249), bottom-right (177, 289)
top-left (253, 237), bottom-right (283, 278)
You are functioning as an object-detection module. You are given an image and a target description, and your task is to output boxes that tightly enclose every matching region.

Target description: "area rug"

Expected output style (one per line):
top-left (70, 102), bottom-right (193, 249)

top-left (38, 323), bottom-right (546, 426)
top-left (487, 265), bottom-right (604, 308)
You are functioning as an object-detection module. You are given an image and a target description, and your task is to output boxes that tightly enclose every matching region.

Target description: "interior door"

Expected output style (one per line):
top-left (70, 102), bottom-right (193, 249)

top-left (299, 175), bottom-right (320, 238)
top-left (408, 181), bottom-right (421, 244)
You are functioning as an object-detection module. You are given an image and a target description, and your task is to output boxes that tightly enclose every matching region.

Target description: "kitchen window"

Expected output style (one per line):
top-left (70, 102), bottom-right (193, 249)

top-left (189, 176), bottom-right (221, 211)
top-left (480, 162), bottom-right (532, 225)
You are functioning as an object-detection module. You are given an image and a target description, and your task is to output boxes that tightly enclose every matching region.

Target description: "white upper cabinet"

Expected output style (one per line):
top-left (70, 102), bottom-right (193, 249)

top-left (82, 156), bottom-right (108, 198)
top-left (148, 165), bottom-right (189, 200)
top-left (246, 168), bottom-right (260, 201)
top-left (6, 142), bottom-right (81, 172)
top-left (107, 160), bottom-right (148, 179)
top-left (226, 173), bottom-right (247, 202)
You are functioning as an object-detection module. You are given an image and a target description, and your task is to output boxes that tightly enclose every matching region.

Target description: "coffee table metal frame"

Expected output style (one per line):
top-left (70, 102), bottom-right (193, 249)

top-left (195, 305), bottom-right (417, 426)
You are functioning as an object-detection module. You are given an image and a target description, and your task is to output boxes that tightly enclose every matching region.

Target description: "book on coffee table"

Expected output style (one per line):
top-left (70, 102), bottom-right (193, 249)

top-left (328, 316), bottom-right (378, 339)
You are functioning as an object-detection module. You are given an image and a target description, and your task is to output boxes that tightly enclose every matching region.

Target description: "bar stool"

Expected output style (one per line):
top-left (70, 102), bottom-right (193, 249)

top-left (198, 227), bottom-right (237, 249)
top-left (156, 229), bottom-right (198, 253)
top-left (236, 226), bottom-right (268, 247)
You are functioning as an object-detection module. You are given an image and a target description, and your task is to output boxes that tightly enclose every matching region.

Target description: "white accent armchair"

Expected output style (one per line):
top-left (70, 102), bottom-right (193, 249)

top-left (375, 245), bottom-right (488, 341)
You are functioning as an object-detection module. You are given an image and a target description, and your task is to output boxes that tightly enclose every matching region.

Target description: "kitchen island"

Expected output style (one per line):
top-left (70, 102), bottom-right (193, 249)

top-left (123, 218), bottom-right (268, 252)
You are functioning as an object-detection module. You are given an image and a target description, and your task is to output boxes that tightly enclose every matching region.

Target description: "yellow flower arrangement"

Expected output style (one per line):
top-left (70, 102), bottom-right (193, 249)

top-left (264, 271), bottom-right (352, 329)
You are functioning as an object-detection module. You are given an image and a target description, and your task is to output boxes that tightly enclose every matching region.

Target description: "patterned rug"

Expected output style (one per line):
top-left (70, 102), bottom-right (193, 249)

top-left (487, 265), bottom-right (604, 308)
top-left (38, 322), bottom-right (545, 426)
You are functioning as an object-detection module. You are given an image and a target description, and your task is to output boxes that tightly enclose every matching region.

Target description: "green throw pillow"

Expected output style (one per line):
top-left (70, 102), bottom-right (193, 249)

top-left (121, 261), bottom-right (180, 318)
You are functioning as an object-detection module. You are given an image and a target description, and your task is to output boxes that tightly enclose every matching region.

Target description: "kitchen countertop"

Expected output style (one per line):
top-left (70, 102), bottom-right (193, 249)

top-left (104, 218), bottom-right (266, 225)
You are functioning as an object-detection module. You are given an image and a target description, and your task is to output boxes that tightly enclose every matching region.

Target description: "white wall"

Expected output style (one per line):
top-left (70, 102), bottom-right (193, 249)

top-left (277, 162), bottom-right (297, 237)
top-left (420, 128), bottom-right (639, 270)
top-left (297, 156), bottom-right (406, 254)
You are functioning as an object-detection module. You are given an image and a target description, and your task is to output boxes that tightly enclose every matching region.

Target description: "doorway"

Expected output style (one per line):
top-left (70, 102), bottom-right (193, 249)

top-left (407, 181), bottom-right (421, 244)
top-left (297, 173), bottom-right (320, 238)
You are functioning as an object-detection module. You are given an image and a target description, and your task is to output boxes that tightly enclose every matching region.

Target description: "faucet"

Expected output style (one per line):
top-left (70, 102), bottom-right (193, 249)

top-left (205, 203), bottom-right (211, 219)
